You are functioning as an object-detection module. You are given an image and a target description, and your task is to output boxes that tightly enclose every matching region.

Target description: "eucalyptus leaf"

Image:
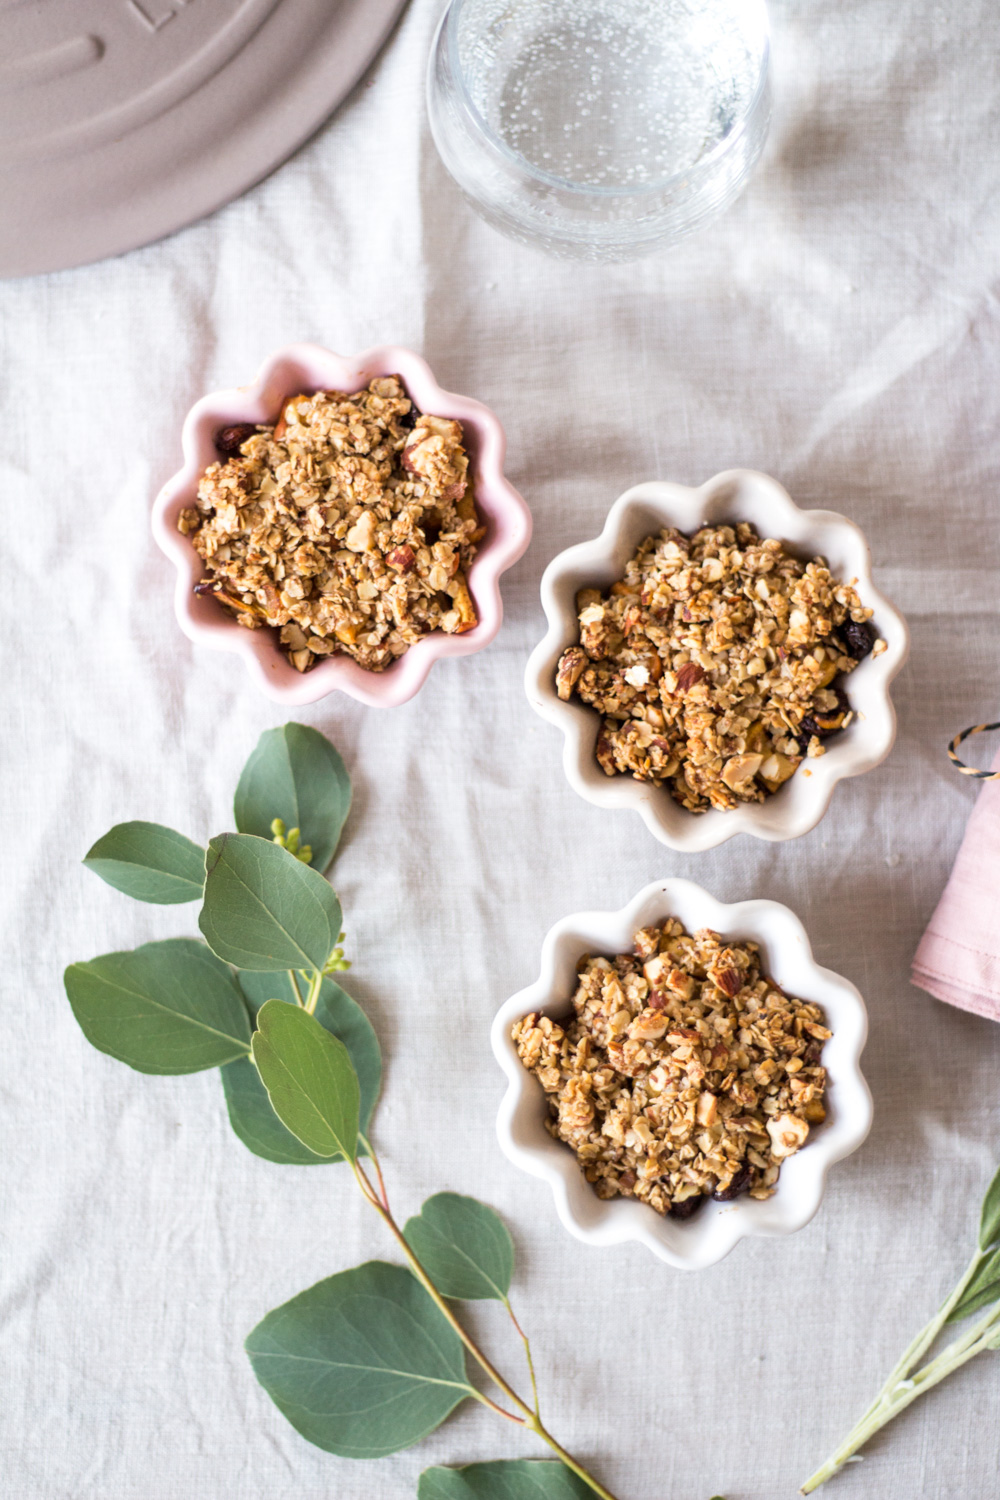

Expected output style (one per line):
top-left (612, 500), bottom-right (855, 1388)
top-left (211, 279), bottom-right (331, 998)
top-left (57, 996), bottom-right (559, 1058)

top-left (83, 821), bottom-right (205, 904)
top-left (419, 1461), bottom-right (595, 1500)
top-left (222, 973), bottom-right (380, 1165)
top-left (64, 938), bottom-right (250, 1074)
top-left (251, 999), bottom-right (360, 1161)
top-left (946, 1247), bottom-right (1000, 1323)
top-left (979, 1164), bottom-right (1000, 1250)
top-left (234, 723), bottom-right (351, 873)
top-left (200, 834), bottom-right (342, 972)
top-left (245, 1261), bottom-right (471, 1458)
top-left (404, 1194), bottom-right (514, 1302)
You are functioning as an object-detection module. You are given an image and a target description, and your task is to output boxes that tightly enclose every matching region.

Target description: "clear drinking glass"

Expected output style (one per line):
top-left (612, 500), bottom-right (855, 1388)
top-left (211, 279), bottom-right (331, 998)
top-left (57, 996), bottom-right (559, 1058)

top-left (427, 0), bottom-right (771, 262)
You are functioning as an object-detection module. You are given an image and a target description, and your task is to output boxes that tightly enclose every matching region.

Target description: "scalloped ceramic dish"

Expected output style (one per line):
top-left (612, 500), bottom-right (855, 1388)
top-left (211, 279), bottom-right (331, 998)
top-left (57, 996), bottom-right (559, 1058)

top-left (152, 343), bottom-right (532, 707)
top-left (492, 878), bottom-right (873, 1270)
top-left (524, 470), bottom-right (909, 850)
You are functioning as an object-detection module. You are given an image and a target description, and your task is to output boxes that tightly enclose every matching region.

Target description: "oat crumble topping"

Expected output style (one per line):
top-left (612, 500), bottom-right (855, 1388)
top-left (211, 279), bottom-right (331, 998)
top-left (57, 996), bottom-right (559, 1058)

top-left (512, 918), bottom-right (830, 1218)
top-left (178, 377), bottom-right (484, 673)
top-left (555, 521), bottom-right (886, 811)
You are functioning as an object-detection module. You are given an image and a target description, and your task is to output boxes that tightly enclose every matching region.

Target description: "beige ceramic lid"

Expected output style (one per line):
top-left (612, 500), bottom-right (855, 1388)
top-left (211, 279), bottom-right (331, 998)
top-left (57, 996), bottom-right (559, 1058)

top-left (0, 0), bottom-right (406, 278)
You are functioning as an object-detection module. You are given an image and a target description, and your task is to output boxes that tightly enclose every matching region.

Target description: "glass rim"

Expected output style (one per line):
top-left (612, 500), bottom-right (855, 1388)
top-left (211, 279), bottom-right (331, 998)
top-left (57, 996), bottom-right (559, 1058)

top-left (442, 0), bottom-right (772, 200)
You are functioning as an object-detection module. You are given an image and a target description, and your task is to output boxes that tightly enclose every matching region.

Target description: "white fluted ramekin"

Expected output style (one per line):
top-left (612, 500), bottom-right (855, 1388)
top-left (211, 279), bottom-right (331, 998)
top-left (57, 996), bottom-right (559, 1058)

top-left (524, 470), bottom-right (908, 850)
top-left (492, 878), bottom-right (872, 1271)
top-left (152, 343), bottom-right (532, 706)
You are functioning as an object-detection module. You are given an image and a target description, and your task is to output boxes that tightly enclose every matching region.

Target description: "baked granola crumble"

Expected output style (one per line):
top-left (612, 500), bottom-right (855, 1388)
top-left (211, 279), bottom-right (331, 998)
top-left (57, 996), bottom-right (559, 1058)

top-left (512, 918), bottom-right (829, 1218)
top-left (555, 521), bottom-right (887, 811)
top-left (178, 377), bottom-right (484, 673)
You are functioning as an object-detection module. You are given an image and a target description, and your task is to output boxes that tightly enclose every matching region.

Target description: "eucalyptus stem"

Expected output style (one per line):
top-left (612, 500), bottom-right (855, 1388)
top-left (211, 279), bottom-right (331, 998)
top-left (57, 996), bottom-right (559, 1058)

top-left (801, 1166), bottom-right (1000, 1492)
top-left (355, 1158), bottom-right (532, 1418)
top-left (358, 1134), bottom-right (390, 1210)
top-left (463, 1387), bottom-right (529, 1425)
top-left (303, 967), bottom-right (323, 1015)
top-left (522, 1413), bottom-right (621, 1500)
top-left (504, 1296), bottom-right (541, 1420)
top-left (349, 1152), bottom-right (620, 1500)
top-left (852, 1247), bottom-right (984, 1430)
top-left (801, 1287), bottom-right (1000, 1493)
top-left (287, 970), bottom-right (305, 1007)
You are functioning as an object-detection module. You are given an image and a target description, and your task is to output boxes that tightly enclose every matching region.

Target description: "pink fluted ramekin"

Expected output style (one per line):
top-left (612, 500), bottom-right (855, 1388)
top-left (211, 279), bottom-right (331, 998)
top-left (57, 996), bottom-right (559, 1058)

top-left (151, 343), bottom-right (532, 706)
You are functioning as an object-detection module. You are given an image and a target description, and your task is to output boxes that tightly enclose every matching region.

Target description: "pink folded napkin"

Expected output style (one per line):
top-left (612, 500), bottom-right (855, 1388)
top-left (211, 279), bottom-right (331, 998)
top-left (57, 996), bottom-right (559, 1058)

top-left (912, 748), bottom-right (1000, 1021)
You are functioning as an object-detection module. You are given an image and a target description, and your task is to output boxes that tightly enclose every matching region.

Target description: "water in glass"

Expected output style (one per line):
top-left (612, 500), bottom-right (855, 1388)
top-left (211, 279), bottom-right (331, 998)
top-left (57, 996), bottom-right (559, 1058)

top-left (428, 0), bottom-right (771, 260)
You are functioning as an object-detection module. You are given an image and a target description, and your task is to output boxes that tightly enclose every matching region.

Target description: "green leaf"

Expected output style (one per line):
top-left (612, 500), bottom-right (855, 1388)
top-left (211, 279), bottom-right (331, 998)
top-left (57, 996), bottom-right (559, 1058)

top-left (83, 822), bottom-right (205, 904)
top-left (979, 1164), bottom-right (1000, 1250)
top-left (64, 938), bottom-right (251, 1074)
top-left (199, 834), bottom-right (342, 972)
top-left (221, 973), bottom-right (380, 1165)
top-left (419, 1461), bottom-right (595, 1500)
top-left (404, 1194), bottom-right (514, 1302)
top-left (946, 1247), bottom-right (1000, 1323)
top-left (251, 999), bottom-right (359, 1161)
top-left (234, 723), bottom-right (351, 873)
top-left (246, 1261), bottom-right (470, 1458)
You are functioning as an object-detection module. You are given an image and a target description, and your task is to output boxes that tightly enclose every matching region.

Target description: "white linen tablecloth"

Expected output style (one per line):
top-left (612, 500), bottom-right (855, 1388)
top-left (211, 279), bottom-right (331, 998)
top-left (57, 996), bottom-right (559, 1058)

top-left (3, 2), bottom-right (1000, 1496)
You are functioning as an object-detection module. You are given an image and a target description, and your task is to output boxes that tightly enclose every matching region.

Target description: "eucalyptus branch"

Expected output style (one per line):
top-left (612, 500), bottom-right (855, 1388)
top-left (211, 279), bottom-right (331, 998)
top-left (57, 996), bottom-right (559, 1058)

top-left (802, 1310), bottom-right (1000, 1492)
top-left (67, 723), bottom-right (659, 1500)
top-left (801, 1165), bottom-right (1000, 1492)
top-left (847, 1246), bottom-right (983, 1434)
top-left (351, 1149), bottom-right (620, 1500)
top-left (246, 994), bottom-right (623, 1500)
top-left (356, 1157), bottom-right (533, 1416)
